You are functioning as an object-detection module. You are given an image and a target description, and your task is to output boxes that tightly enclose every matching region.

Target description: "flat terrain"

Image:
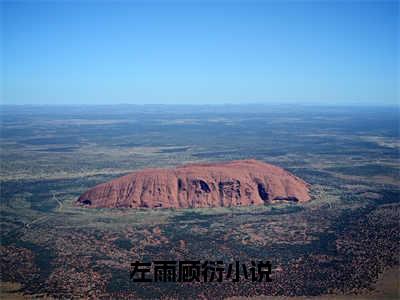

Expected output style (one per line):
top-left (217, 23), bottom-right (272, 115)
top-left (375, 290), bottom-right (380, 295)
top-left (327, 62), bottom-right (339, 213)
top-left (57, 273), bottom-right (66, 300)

top-left (1, 105), bottom-right (399, 298)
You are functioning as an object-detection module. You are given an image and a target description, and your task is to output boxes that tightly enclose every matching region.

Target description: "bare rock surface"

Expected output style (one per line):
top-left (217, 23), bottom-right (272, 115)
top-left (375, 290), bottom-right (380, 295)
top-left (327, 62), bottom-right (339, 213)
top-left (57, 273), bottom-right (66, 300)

top-left (77, 159), bottom-right (310, 208)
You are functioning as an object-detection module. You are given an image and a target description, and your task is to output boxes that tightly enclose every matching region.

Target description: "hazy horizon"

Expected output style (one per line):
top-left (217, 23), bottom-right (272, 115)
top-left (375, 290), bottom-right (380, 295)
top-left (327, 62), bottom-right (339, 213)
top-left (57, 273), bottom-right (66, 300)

top-left (1, 102), bottom-right (399, 107)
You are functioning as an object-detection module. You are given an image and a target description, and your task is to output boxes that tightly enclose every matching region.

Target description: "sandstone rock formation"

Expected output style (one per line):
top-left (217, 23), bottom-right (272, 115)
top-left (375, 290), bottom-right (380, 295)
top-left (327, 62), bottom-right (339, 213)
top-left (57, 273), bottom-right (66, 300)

top-left (77, 159), bottom-right (310, 208)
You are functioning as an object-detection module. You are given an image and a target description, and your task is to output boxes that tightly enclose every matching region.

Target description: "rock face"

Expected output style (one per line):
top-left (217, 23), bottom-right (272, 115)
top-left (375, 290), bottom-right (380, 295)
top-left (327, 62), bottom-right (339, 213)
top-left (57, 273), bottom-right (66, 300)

top-left (77, 159), bottom-right (310, 209)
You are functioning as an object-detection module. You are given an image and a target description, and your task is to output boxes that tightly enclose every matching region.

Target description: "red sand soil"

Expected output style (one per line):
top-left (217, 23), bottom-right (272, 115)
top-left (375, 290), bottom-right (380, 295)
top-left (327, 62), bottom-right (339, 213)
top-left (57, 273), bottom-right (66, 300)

top-left (77, 159), bottom-right (311, 209)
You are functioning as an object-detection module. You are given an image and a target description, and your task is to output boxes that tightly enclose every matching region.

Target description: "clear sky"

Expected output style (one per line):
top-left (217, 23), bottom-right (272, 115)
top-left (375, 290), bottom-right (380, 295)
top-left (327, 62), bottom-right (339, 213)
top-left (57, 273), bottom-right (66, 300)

top-left (1, 1), bottom-right (398, 106)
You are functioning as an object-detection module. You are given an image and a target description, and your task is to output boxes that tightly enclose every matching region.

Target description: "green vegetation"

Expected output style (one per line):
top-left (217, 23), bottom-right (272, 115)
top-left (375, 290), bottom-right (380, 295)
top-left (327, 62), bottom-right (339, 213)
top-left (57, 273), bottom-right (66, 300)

top-left (0, 106), bottom-right (399, 298)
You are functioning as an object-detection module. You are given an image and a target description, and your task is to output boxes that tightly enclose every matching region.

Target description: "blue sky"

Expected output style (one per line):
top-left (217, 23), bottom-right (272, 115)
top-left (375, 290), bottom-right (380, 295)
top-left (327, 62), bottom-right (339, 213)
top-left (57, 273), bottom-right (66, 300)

top-left (2, 1), bottom-right (398, 106)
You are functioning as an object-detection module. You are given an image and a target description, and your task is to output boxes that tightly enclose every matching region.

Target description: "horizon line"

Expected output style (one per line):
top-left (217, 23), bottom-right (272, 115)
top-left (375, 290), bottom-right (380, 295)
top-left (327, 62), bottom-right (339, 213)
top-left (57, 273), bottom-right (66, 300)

top-left (1, 102), bottom-right (399, 108)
